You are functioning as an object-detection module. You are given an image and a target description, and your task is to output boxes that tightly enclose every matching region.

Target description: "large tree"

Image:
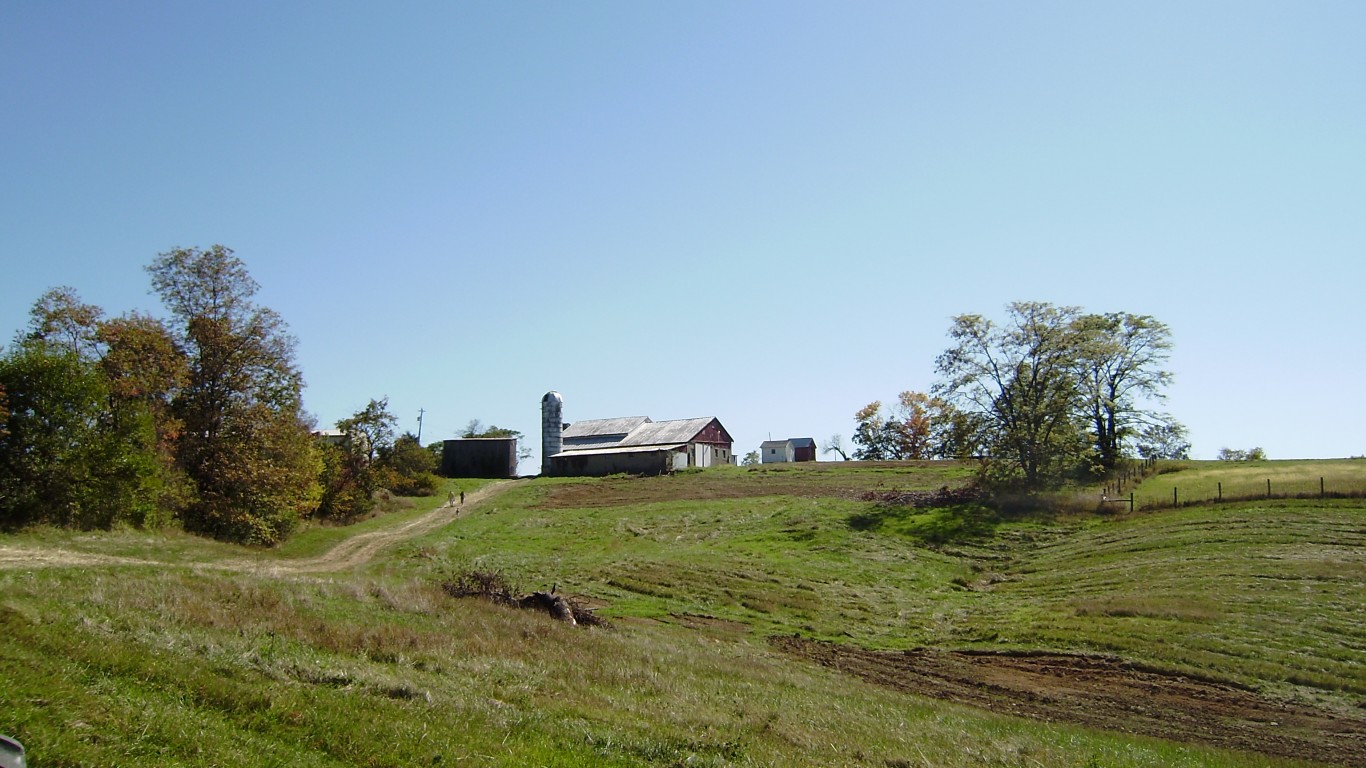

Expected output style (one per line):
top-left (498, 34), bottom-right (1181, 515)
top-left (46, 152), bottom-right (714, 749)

top-left (933, 302), bottom-right (1182, 488)
top-left (147, 245), bottom-right (319, 544)
top-left (1073, 312), bottom-right (1174, 472)
top-left (933, 302), bottom-right (1089, 489)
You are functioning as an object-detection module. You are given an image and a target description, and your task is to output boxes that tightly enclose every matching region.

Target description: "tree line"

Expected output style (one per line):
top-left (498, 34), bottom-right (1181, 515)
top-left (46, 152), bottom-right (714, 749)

top-left (830, 301), bottom-right (1191, 490)
top-left (0, 246), bottom-right (440, 544)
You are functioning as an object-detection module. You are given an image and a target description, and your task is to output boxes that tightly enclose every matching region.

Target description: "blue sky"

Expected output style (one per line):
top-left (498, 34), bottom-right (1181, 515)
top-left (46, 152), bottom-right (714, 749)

top-left (4, 2), bottom-right (1363, 469)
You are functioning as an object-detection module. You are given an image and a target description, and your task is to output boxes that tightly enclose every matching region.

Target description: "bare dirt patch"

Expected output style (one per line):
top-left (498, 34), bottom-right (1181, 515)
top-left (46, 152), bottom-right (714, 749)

top-left (771, 636), bottom-right (1366, 766)
top-left (0, 546), bottom-right (156, 570)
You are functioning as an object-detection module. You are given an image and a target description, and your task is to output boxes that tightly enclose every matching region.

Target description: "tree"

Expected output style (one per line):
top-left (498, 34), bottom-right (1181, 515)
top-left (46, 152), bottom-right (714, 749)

top-left (0, 340), bottom-right (163, 529)
top-left (822, 434), bottom-right (849, 461)
top-left (741, 450), bottom-right (761, 466)
top-left (377, 432), bottom-right (441, 496)
top-left (933, 302), bottom-right (1089, 489)
top-left (463, 420), bottom-right (519, 439)
top-left (851, 402), bottom-right (891, 460)
top-left (2, 293), bottom-right (184, 530)
top-left (852, 392), bottom-right (955, 461)
top-left (21, 286), bottom-right (104, 359)
top-left (338, 397), bottom-right (397, 464)
top-left (147, 245), bottom-right (319, 544)
top-left (463, 420), bottom-right (532, 462)
top-left (1073, 312), bottom-right (1175, 472)
top-left (1218, 446), bottom-right (1266, 462)
top-left (821, 434), bottom-right (850, 461)
top-left (317, 398), bottom-right (397, 521)
top-left (1136, 421), bottom-right (1190, 460)
top-left (96, 311), bottom-right (192, 516)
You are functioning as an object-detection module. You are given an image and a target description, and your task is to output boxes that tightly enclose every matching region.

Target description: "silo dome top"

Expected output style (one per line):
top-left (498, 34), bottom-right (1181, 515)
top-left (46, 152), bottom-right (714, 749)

top-left (542, 391), bottom-right (563, 404)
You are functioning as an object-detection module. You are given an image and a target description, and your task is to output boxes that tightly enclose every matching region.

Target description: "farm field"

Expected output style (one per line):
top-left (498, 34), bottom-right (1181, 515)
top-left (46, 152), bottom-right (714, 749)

top-left (0, 461), bottom-right (1362, 767)
top-left (1130, 458), bottom-right (1366, 509)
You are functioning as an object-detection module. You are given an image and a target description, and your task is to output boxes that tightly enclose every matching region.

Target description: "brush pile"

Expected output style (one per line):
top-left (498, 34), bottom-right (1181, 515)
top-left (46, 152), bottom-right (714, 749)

top-left (859, 485), bottom-right (981, 507)
top-left (441, 570), bottom-right (608, 627)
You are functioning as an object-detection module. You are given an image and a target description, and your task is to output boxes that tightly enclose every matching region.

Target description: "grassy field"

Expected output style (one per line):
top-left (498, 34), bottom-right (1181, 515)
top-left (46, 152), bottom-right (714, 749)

top-left (1131, 458), bottom-right (1366, 509)
top-left (0, 464), bottom-right (1361, 767)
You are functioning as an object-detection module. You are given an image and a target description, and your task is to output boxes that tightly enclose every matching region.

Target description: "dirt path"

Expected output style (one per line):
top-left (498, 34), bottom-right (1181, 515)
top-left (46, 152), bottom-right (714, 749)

top-left (0, 480), bottom-right (516, 575)
top-left (772, 636), bottom-right (1366, 766)
top-left (0, 546), bottom-right (158, 570)
top-left (230, 480), bottom-right (514, 575)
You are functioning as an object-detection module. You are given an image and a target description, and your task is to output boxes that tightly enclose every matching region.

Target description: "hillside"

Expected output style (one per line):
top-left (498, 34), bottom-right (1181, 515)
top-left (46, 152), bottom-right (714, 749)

top-left (0, 461), bottom-right (1362, 766)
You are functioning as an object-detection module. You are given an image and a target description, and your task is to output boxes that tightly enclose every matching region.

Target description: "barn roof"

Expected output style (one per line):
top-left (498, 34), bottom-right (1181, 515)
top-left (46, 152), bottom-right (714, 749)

top-left (619, 417), bottom-right (719, 447)
top-left (551, 443), bottom-right (685, 458)
top-left (760, 440), bottom-right (789, 449)
top-left (789, 437), bottom-right (817, 449)
top-left (561, 416), bottom-right (651, 439)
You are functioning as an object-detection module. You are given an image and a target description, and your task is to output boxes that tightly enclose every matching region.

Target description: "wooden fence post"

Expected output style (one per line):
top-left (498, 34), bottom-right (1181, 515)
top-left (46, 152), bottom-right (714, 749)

top-left (1129, 491), bottom-right (1134, 514)
top-left (1218, 481), bottom-right (1222, 501)
top-left (1267, 478), bottom-right (1271, 499)
top-left (1173, 487), bottom-right (1178, 508)
top-left (1321, 477), bottom-right (1325, 498)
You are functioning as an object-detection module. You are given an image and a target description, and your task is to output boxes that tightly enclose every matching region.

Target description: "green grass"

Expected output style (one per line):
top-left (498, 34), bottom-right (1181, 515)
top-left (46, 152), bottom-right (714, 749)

top-left (0, 461), bottom-right (1356, 767)
top-left (1132, 458), bottom-right (1366, 508)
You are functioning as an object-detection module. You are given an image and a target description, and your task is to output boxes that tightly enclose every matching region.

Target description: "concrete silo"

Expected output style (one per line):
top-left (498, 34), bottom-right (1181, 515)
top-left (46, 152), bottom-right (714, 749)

top-left (541, 391), bottom-right (563, 475)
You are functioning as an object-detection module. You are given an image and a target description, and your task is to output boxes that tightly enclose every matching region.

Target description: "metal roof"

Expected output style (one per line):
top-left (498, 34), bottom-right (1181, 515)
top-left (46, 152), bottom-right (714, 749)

top-left (618, 417), bottom-right (718, 447)
top-left (760, 440), bottom-right (790, 449)
top-left (559, 435), bottom-right (624, 451)
top-left (561, 416), bottom-right (651, 439)
top-left (789, 437), bottom-right (817, 449)
top-left (551, 444), bottom-right (685, 458)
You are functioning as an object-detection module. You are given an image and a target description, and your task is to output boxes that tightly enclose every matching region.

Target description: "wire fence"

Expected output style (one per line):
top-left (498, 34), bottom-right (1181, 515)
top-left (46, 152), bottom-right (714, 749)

top-left (1135, 476), bottom-right (1366, 511)
top-left (1096, 459), bottom-right (1366, 512)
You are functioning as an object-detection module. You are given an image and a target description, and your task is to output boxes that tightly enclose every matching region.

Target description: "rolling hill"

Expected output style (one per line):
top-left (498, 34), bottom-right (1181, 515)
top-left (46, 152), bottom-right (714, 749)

top-left (0, 461), bottom-right (1361, 766)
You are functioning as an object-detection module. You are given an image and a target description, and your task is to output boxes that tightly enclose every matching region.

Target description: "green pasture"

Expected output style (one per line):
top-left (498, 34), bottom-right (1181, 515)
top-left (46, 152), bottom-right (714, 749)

top-left (1131, 458), bottom-right (1366, 508)
top-left (0, 461), bottom-right (1358, 767)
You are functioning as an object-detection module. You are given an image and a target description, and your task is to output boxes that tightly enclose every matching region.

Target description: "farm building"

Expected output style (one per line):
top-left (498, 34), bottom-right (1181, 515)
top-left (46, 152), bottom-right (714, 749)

top-left (761, 437), bottom-right (817, 463)
top-left (442, 437), bottom-right (519, 478)
top-left (541, 391), bottom-right (735, 477)
top-left (310, 428), bottom-right (347, 447)
top-left (760, 439), bottom-right (793, 463)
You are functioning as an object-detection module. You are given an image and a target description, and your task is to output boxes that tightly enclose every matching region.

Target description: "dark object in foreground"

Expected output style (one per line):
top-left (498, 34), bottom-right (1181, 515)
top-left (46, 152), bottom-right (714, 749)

top-left (0, 735), bottom-right (25, 768)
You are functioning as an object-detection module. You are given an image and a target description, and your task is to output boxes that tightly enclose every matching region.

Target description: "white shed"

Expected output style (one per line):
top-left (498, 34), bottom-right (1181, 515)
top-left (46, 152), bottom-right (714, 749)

top-left (760, 439), bottom-right (794, 463)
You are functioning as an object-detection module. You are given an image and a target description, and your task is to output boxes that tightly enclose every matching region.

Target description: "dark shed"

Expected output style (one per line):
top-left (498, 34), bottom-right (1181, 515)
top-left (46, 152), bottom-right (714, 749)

top-left (790, 437), bottom-right (817, 462)
top-left (442, 438), bottom-right (518, 478)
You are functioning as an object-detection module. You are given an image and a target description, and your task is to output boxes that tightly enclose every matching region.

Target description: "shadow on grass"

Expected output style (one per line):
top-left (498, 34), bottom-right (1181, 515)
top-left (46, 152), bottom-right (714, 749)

top-left (848, 503), bottom-right (1000, 546)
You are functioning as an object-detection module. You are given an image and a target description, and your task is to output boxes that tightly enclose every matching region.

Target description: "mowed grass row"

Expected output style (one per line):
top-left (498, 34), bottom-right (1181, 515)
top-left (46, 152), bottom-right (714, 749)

top-left (958, 501), bottom-right (1366, 700)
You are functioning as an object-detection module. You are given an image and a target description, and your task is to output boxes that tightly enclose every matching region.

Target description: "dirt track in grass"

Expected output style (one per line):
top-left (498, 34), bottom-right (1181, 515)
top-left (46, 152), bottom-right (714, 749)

top-left (0, 481), bottom-right (515, 574)
top-left (771, 636), bottom-right (1366, 766)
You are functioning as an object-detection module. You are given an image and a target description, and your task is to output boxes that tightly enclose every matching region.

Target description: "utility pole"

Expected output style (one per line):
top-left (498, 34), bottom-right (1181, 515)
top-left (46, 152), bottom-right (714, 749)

top-left (416, 408), bottom-right (425, 443)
